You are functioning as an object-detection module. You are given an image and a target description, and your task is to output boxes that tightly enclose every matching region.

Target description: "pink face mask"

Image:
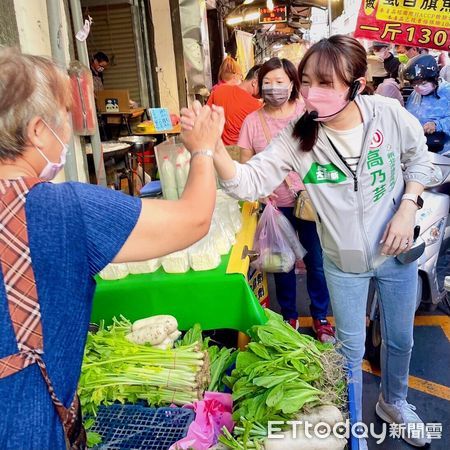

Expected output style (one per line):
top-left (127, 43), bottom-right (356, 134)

top-left (414, 82), bottom-right (435, 96)
top-left (300, 86), bottom-right (350, 122)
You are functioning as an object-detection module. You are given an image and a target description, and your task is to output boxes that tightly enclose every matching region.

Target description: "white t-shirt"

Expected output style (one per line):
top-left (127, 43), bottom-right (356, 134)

top-left (322, 123), bottom-right (364, 173)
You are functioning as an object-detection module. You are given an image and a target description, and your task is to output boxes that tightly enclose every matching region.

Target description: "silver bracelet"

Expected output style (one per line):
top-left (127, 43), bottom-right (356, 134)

top-left (190, 149), bottom-right (214, 161)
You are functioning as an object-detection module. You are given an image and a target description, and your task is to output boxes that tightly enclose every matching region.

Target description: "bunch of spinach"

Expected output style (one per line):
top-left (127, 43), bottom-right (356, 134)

top-left (219, 309), bottom-right (346, 449)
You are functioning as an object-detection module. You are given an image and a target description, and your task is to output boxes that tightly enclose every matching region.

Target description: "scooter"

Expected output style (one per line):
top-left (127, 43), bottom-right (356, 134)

top-left (365, 152), bottom-right (450, 366)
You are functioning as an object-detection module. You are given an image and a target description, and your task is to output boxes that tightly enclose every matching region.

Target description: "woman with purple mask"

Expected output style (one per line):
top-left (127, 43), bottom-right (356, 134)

top-left (181, 35), bottom-right (433, 449)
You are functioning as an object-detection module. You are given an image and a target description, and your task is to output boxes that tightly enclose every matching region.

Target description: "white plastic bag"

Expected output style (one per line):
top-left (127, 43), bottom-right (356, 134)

top-left (98, 263), bottom-right (129, 280)
top-left (189, 236), bottom-right (221, 271)
top-left (127, 259), bottom-right (161, 274)
top-left (275, 212), bottom-right (307, 260)
top-left (251, 202), bottom-right (296, 273)
top-left (162, 250), bottom-right (190, 273)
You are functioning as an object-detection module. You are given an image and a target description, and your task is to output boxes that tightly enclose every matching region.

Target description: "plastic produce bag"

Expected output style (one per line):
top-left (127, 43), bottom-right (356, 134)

top-left (127, 258), bottom-right (161, 274)
top-left (210, 219), bottom-right (232, 256)
top-left (162, 250), bottom-right (190, 273)
top-left (275, 212), bottom-right (307, 260)
top-left (98, 263), bottom-right (129, 280)
top-left (251, 202), bottom-right (296, 273)
top-left (189, 236), bottom-right (221, 271)
top-left (169, 392), bottom-right (234, 450)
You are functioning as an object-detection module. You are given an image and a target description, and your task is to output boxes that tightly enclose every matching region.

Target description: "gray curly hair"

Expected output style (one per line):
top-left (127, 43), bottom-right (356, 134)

top-left (0, 48), bottom-right (71, 161)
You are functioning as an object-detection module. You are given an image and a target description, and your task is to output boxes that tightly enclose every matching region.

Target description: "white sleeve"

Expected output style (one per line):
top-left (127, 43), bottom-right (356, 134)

top-left (219, 125), bottom-right (298, 201)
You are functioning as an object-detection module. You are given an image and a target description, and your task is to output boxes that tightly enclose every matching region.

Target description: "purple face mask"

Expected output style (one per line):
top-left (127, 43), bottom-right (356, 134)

top-left (36, 121), bottom-right (68, 180)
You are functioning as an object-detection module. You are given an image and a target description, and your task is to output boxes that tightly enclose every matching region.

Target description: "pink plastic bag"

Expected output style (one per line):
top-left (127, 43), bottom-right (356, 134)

top-left (169, 392), bottom-right (234, 450)
top-left (251, 202), bottom-right (297, 273)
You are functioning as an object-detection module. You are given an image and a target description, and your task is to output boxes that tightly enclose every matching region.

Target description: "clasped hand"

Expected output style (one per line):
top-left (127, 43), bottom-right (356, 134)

top-left (180, 101), bottom-right (225, 154)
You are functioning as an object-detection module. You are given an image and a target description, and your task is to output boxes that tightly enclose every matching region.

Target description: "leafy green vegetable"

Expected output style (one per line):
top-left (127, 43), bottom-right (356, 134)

top-left (79, 317), bottom-right (209, 417)
top-left (222, 309), bottom-right (346, 448)
top-left (86, 431), bottom-right (102, 447)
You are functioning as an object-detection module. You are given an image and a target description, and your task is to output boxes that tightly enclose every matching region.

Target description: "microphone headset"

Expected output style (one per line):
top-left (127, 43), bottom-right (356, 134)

top-left (308, 80), bottom-right (361, 120)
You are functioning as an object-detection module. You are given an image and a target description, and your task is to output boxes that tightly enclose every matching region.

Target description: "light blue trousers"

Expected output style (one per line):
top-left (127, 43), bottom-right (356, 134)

top-left (323, 255), bottom-right (417, 421)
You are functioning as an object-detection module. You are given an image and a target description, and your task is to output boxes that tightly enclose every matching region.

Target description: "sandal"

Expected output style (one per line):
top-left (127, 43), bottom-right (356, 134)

top-left (312, 319), bottom-right (336, 344)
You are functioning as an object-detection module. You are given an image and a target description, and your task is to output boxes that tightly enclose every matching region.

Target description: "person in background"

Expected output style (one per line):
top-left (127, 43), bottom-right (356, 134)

top-left (439, 52), bottom-right (450, 82)
top-left (238, 57), bottom-right (333, 342)
top-left (372, 41), bottom-right (401, 80)
top-left (375, 77), bottom-right (404, 106)
top-left (211, 56), bottom-right (243, 92)
top-left (207, 65), bottom-right (262, 145)
top-left (403, 54), bottom-right (450, 154)
top-left (405, 46), bottom-right (419, 60)
top-left (182, 35), bottom-right (433, 449)
top-left (0, 48), bottom-right (224, 449)
top-left (90, 51), bottom-right (109, 95)
top-left (366, 46), bottom-right (388, 88)
top-left (394, 45), bottom-right (409, 65)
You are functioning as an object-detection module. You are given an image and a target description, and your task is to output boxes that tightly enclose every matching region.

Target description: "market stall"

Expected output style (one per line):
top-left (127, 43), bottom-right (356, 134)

top-left (91, 201), bottom-right (268, 335)
top-left (85, 142), bottom-right (357, 449)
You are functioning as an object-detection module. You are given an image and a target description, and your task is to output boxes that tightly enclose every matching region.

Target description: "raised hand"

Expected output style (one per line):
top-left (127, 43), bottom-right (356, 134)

top-left (180, 101), bottom-right (225, 154)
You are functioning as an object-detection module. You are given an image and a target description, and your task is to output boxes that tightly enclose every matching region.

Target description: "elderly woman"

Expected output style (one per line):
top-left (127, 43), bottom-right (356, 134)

top-left (0, 49), bottom-right (223, 449)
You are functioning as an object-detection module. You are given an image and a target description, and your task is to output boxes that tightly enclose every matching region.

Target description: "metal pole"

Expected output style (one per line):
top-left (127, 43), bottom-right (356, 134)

top-left (327, 0), bottom-right (333, 37)
top-left (46, 0), bottom-right (82, 182)
top-left (69, 0), bottom-right (107, 186)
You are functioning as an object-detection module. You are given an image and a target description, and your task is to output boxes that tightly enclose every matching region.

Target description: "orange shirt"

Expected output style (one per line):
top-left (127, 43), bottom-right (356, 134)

top-left (207, 84), bottom-right (261, 145)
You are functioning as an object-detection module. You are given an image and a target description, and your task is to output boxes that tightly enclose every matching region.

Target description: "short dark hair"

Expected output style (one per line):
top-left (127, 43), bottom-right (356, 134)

top-left (93, 51), bottom-right (109, 63)
top-left (244, 64), bottom-right (262, 81)
top-left (258, 57), bottom-right (299, 101)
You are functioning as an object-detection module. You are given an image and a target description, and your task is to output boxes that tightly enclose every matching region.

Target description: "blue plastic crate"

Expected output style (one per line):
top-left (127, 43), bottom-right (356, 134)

top-left (89, 404), bottom-right (194, 450)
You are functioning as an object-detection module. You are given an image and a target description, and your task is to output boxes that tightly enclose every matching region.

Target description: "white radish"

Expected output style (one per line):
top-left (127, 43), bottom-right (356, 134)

top-left (296, 405), bottom-right (344, 426)
top-left (132, 315), bottom-right (178, 334)
top-left (264, 426), bottom-right (347, 450)
top-left (126, 323), bottom-right (167, 345)
top-left (152, 337), bottom-right (174, 350)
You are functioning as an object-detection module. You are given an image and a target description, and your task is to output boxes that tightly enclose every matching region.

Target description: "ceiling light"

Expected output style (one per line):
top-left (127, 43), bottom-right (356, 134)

top-left (226, 16), bottom-right (244, 25)
top-left (244, 11), bottom-right (261, 21)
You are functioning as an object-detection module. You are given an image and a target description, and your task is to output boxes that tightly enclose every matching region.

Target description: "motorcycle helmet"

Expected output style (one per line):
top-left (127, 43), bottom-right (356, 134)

top-left (402, 54), bottom-right (439, 83)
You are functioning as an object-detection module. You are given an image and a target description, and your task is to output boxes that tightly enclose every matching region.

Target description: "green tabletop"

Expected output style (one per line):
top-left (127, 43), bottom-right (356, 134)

top-left (91, 253), bottom-right (267, 333)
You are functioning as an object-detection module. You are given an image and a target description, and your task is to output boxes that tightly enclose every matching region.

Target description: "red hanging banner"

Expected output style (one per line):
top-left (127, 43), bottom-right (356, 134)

top-left (354, 0), bottom-right (450, 51)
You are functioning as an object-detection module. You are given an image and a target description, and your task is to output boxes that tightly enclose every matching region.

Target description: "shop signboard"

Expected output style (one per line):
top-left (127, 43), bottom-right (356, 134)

top-left (259, 5), bottom-right (287, 24)
top-left (149, 108), bottom-right (173, 131)
top-left (354, 0), bottom-right (450, 51)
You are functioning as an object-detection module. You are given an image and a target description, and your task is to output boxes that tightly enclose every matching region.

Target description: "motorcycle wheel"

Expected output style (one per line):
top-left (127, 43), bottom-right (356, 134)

top-left (365, 277), bottom-right (423, 368)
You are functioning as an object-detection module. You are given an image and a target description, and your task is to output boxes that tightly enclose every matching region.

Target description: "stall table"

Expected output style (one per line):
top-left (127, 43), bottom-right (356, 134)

top-left (100, 108), bottom-right (147, 137)
top-left (91, 202), bottom-right (268, 337)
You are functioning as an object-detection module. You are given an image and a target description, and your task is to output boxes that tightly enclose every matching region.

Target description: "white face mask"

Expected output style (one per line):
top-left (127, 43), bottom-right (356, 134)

top-left (35, 120), bottom-right (68, 180)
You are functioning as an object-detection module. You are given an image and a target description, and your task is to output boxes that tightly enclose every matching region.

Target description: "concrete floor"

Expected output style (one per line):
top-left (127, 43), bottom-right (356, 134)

top-left (267, 248), bottom-right (450, 450)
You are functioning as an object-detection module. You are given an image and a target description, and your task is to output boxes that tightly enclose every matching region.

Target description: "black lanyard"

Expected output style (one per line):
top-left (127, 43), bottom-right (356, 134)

top-left (324, 132), bottom-right (359, 192)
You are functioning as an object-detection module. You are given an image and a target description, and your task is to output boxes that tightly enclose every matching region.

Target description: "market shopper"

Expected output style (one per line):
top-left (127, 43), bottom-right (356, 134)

top-left (210, 56), bottom-right (243, 93)
top-left (403, 54), bottom-right (450, 154)
top-left (0, 48), bottom-right (224, 449)
top-left (207, 64), bottom-right (262, 145)
top-left (182, 35), bottom-right (433, 448)
top-left (90, 51), bottom-right (110, 94)
top-left (238, 57), bottom-right (333, 343)
top-left (372, 41), bottom-right (401, 80)
top-left (375, 77), bottom-right (404, 106)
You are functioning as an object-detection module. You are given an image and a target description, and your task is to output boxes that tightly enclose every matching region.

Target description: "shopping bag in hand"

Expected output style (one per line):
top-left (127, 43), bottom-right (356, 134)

top-left (275, 211), bottom-right (307, 261)
top-left (251, 202), bottom-right (297, 273)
